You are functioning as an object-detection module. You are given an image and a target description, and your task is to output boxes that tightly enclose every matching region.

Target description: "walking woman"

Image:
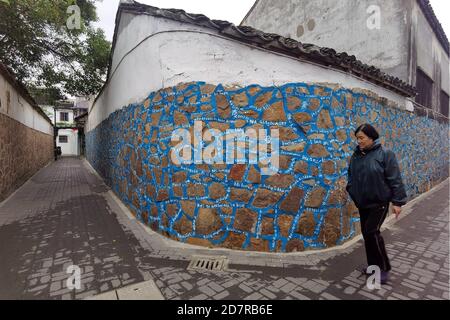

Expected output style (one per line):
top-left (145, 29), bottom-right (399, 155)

top-left (346, 124), bottom-right (407, 284)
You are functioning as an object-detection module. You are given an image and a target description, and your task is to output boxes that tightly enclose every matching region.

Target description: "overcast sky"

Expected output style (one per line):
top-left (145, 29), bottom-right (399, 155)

top-left (94, 0), bottom-right (450, 44)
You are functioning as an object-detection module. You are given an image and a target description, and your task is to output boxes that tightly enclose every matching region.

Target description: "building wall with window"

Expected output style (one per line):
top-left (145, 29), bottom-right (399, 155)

top-left (242, 0), bottom-right (450, 116)
top-left (0, 63), bottom-right (54, 202)
top-left (57, 128), bottom-right (79, 156)
top-left (55, 109), bottom-right (75, 126)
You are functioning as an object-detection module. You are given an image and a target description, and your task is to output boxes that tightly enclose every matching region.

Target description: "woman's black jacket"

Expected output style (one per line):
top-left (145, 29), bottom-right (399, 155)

top-left (346, 139), bottom-right (407, 209)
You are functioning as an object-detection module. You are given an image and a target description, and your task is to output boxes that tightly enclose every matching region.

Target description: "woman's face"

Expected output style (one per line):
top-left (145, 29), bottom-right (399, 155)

top-left (356, 131), bottom-right (374, 151)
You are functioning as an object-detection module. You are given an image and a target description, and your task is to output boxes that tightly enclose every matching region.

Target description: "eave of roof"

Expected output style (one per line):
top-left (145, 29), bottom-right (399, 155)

top-left (0, 62), bottom-right (54, 126)
top-left (417, 0), bottom-right (449, 56)
top-left (102, 1), bottom-right (416, 101)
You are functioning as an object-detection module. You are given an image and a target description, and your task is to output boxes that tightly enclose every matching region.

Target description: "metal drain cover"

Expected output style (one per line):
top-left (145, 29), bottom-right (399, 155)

top-left (187, 256), bottom-right (228, 272)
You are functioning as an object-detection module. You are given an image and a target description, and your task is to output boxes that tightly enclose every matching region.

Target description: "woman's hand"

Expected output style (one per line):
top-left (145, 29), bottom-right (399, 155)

top-left (392, 205), bottom-right (402, 219)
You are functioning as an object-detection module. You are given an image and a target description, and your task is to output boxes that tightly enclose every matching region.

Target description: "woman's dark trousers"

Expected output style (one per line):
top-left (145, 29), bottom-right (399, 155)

top-left (359, 204), bottom-right (391, 272)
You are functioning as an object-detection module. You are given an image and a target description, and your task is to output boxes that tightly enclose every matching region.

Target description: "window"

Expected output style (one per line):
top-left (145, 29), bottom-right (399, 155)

top-left (60, 112), bottom-right (69, 122)
top-left (441, 90), bottom-right (449, 117)
top-left (59, 135), bottom-right (68, 143)
top-left (416, 68), bottom-right (434, 109)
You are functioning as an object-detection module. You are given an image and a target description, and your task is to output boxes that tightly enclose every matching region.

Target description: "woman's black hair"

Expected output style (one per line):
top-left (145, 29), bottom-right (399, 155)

top-left (355, 124), bottom-right (380, 140)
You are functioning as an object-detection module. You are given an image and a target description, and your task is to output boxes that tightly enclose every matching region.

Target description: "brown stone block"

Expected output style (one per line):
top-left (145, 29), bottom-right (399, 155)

top-left (254, 91), bottom-right (273, 108)
top-left (216, 94), bottom-right (231, 119)
top-left (265, 174), bottom-right (295, 188)
top-left (209, 122), bottom-right (230, 132)
top-left (173, 215), bottom-right (193, 235)
top-left (305, 187), bottom-right (327, 208)
top-left (146, 185), bottom-right (156, 200)
top-left (331, 97), bottom-right (341, 109)
top-left (280, 187), bottom-right (304, 213)
top-left (285, 239), bottom-right (305, 253)
top-left (156, 189), bottom-right (169, 202)
top-left (293, 112), bottom-right (312, 125)
top-left (195, 208), bottom-right (223, 235)
top-left (277, 215), bottom-right (294, 238)
top-left (261, 217), bottom-right (274, 235)
top-left (247, 166), bottom-right (261, 184)
top-left (230, 188), bottom-right (254, 203)
top-left (180, 200), bottom-right (196, 217)
top-left (252, 189), bottom-right (283, 208)
top-left (296, 210), bottom-right (316, 237)
top-left (214, 172), bottom-right (226, 180)
top-left (196, 164), bottom-right (210, 172)
top-left (263, 101), bottom-right (287, 122)
top-left (287, 96), bottom-right (302, 111)
top-left (208, 182), bottom-right (226, 200)
top-left (173, 185), bottom-right (183, 198)
top-left (222, 232), bottom-right (247, 250)
top-left (233, 208), bottom-right (258, 233)
top-left (322, 161), bottom-right (335, 175)
top-left (307, 144), bottom-right (330, 158)
top-left (187, 184), bottom-right (205, 197)
top-left (294, 161), bottom-right (308, 175)
top-left (230, 164), bottom-right (247, 181)
top-left (149, 156), bottom-right (160, 166)
top-left (180, 105), bottom-right (197, 113)
top-left (281, 143), bottom-right (306, 153)
top-left (342, 210), bottom-right (352, 237)
top-left (308, 133), bottom-right (325, 140)
top-left (336, 129), bottom-right (347, 142)
top-left (346, 94), bottom-right (353, 110)
top-left (234, 119), bottom-right (247, 128)
top-left (248, 86), bottom-right (262, 96)
top-left (314, 87), bottom-right (331, 97)
top-left (232, 92), bottom-right (248, 107)
top-left (144, 123), bottom-right (151, 136)
top-left (167, 203), bottom-right (178, 217)
top-left (335, 117), bottom-right (345, 127)
top-left (249, 238), bottom-right (270, 252)
top-left (271, 126), bottom-right (299, 142)
top-left (308, 98), bottom-right (320, 111)
top-left (174, 111), bottom-right (189, 126)
top-left (279, 155), bottom-right (292, 170)
top-left (200, 84), bottom-right (216, 95)
top-left (318, 208), bottom-right (341, 247)
top-left (186, 237), bottom-right (212, 248)
top-left (151, 112), bottom-right (162, 126)
top-left (317, 109), bottom-right (334, 129)
top-left (153, 168), bottom-right (162, 184)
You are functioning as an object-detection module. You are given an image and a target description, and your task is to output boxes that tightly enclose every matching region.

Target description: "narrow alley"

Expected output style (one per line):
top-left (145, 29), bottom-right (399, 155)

top-left (0, 157), bottom-right (448, 300)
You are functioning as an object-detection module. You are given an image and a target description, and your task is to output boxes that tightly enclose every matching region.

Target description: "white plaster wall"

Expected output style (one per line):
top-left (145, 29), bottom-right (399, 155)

top-left (57, 129), bottom-right (79, 156)
top-left (88, 13), bottom-right (408, 132)
top-left (56, 109), bottom-right (75, 124)
top-left (0, 73), bottom-right (53, 135)
top-left (241, 0), bottom-right (411, 82)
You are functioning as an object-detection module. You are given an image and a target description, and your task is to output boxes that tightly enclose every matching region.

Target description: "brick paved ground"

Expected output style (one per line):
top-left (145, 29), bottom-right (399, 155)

top-left (0, 157), bottom-right (448, 300)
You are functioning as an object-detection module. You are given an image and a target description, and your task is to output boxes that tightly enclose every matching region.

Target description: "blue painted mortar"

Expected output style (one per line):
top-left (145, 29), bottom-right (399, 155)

top-left (86, 82), bottom-right (449, 252)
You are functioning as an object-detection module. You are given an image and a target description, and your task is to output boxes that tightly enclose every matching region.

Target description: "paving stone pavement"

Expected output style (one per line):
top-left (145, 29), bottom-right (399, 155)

top-left (0, 157), bottom-right (448, 300)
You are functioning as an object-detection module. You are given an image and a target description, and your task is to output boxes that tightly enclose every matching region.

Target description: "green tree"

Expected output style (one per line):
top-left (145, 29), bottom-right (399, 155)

top-left (0, 0), bottom-right (110, 97)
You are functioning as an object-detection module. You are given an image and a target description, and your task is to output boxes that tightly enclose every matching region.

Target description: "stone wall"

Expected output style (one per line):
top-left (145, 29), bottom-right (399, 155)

top-left (0, 112), bottom-right (54, 202)
top-left (86, 81), bottom-right (449, 252)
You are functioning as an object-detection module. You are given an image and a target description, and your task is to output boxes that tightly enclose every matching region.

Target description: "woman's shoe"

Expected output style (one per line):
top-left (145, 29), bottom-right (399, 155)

top-left (358, 265), bottom-right (370, 275)
top-left (380, 271), bottom-right (390, 284)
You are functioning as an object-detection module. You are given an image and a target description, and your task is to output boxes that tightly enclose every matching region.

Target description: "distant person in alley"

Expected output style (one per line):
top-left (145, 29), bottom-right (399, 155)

top-left (346, 124), bottom-right (407, 284)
